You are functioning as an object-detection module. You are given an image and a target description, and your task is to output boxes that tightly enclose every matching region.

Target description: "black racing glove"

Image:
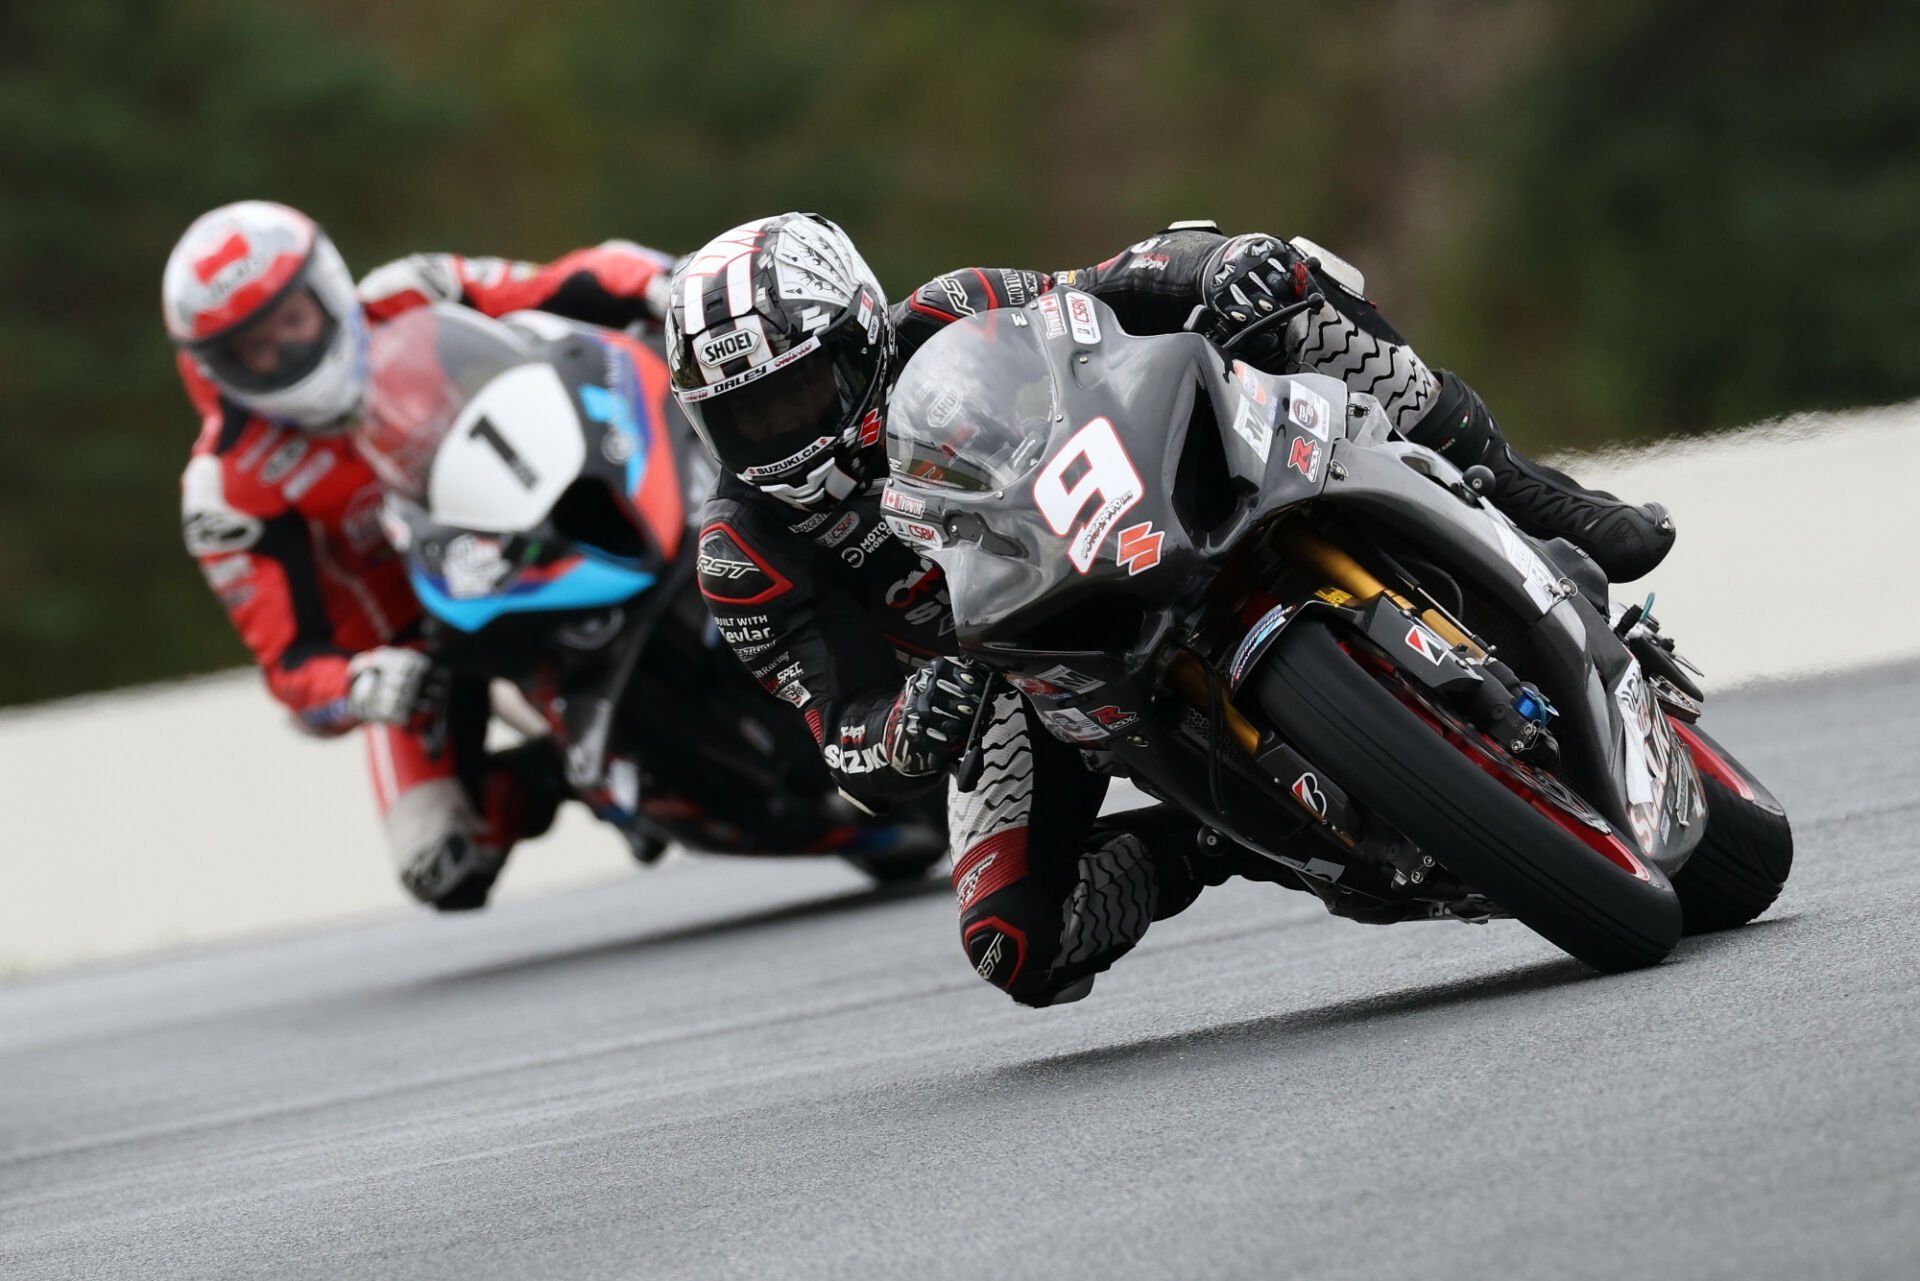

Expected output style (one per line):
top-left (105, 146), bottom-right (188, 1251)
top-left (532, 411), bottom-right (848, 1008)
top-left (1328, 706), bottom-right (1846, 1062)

top-left (1192, 233), bottom-right (1315, 367)
top-left (884, 657), bottom-right (986, 778)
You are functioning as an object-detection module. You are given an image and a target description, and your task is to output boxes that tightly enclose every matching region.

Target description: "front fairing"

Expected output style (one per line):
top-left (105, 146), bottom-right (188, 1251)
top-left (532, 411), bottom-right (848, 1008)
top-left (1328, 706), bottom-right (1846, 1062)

top-left (882, 293), bottom-right (1336, 656)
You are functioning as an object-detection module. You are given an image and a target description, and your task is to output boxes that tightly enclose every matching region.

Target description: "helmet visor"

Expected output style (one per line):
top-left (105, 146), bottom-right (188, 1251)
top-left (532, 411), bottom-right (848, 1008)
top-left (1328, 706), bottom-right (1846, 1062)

top-left (191, 282), bottom-right (342, 395)
top-left (680, 319), bottom-right (880, 481)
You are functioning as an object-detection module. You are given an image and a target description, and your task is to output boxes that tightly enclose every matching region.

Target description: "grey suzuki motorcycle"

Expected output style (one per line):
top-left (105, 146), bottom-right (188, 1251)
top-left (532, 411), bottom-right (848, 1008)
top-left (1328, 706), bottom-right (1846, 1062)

top-left (880, 290), bottom-right (1791, 970)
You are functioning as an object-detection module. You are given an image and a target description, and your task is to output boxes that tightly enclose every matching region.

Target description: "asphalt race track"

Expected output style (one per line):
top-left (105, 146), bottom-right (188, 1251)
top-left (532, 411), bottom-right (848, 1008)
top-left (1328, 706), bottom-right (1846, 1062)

top-left (5, 662), bottom-right (1919, 1280)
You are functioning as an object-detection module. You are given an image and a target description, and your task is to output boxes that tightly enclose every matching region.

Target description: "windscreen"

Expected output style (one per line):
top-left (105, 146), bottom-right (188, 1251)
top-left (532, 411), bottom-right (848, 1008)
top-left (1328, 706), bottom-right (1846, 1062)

top-left (358, 306), bottom-right (538, 496)
top-left (886, 308), bottom-right (1058, 493)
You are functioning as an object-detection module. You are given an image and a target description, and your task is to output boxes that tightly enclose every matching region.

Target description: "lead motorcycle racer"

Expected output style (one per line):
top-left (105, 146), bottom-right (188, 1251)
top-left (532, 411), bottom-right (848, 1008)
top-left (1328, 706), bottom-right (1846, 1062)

top-left (669, 212), bottom-right (1677, 1006)
top-left (163, 200), bottom-right (675, 909)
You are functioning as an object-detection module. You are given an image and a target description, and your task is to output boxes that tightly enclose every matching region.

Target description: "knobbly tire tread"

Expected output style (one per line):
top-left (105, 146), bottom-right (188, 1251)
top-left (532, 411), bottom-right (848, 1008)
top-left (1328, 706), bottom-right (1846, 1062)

top-left (1253, 619), bottom-right (1682, 973)
top-left (1675, 768), bottom-right (1793, 933)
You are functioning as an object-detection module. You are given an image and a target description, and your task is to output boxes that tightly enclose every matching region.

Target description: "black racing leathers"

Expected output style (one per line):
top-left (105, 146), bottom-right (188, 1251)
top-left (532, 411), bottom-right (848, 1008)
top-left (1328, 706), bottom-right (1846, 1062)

top-left (697, 226), bottom-right (1453, 1003)
top-left (698, 226), bottom-right (1447, 804)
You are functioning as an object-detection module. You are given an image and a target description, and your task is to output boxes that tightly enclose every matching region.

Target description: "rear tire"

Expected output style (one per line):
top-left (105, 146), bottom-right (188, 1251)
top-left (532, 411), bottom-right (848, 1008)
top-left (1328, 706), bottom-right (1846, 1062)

top-left (1254, 619), bottom-right (1682, 972)
top-left (1671, 725), bottom-right (1793, 933)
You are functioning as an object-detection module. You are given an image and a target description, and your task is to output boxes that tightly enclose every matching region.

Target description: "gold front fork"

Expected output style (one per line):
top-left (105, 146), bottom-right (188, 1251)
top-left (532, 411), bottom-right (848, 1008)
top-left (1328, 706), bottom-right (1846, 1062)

top-left (1271, 526), bottom-right (1483, 658)
top-left (1163, 525), bottom-right (1481, 760)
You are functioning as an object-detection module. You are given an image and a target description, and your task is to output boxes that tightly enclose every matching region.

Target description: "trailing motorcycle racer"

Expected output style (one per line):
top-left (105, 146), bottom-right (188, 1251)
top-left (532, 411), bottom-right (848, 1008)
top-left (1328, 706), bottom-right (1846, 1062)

top-left (164, 199), bottom-right (675, 910)
top-left (669, 212), bottom-right (1675, 1004)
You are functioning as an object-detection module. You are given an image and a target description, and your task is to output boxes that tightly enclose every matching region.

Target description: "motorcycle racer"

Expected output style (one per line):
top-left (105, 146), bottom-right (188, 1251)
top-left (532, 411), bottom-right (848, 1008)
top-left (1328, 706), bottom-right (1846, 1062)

top-left (164, 199), bottom-right (674, 910)
top-left (669, 212), bottom-right (1674, 1004)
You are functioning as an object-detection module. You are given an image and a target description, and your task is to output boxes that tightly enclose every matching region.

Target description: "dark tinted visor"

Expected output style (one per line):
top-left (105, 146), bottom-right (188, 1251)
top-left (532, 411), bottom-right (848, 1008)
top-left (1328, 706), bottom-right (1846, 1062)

top-left (193, 284), bottom-right (340, 394)
top-left (681, 320), bottom-right (880, 477)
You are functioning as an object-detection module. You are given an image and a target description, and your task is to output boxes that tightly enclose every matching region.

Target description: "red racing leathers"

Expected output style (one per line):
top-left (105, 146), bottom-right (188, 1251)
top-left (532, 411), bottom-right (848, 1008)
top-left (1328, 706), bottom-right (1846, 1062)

top-left (178, 240), bottom-right (673, 904)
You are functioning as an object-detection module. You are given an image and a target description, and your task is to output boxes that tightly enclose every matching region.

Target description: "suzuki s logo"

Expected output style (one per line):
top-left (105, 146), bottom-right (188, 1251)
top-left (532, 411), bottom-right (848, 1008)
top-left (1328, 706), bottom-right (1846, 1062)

top-left (696, 328), bottom-right (762, 368)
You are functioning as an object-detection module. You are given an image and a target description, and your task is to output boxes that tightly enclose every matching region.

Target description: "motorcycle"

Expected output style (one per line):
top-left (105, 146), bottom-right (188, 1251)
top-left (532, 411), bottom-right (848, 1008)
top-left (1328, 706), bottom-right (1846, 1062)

top-left (356, 303), bottom-right (946, 883)
top-left (880, 289), bottom-right (1792, 969)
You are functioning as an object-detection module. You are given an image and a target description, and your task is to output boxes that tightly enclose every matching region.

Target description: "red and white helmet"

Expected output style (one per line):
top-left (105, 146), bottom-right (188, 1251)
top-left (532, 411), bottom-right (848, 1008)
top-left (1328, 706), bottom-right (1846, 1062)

top-left (666, 213), bottom-right (893, 508)
top-left (161, 201), bottom-right (368, 431)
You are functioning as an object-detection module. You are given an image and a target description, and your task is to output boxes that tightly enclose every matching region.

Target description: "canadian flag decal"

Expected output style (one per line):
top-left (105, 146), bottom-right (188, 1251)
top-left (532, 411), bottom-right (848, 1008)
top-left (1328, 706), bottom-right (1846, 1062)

top-left (1116, 521), bottom-right (1163, 575)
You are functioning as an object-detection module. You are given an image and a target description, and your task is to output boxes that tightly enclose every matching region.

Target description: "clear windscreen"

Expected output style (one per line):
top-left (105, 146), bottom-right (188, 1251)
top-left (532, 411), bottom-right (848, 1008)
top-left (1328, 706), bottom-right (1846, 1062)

top-left (886, 308), bottom-right (1058, 493)
top-left (358, 306), bottom-right (538, 496)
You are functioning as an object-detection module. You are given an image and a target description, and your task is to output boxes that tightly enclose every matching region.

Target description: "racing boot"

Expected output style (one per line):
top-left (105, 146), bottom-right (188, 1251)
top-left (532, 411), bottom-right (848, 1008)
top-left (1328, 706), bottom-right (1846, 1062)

top-left (430, 737), bottom-right (568, 912)
top-left (1410, 372), bottom-right (1676, 582)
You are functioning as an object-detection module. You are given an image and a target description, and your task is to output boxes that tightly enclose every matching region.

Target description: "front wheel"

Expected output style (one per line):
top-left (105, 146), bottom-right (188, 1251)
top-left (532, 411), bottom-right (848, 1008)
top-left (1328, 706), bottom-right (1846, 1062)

top-left (1669, 721), bottom-right (1793, 933)
top-left (1252, 619), bottom-right (1682, 972)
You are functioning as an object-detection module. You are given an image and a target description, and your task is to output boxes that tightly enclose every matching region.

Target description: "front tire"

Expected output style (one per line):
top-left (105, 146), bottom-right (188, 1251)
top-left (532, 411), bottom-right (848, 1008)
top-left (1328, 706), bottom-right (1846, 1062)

top-left (1253, 619), bottom-right (1682, 972)
top-left (1670, 722), bottom-right (1793, 933)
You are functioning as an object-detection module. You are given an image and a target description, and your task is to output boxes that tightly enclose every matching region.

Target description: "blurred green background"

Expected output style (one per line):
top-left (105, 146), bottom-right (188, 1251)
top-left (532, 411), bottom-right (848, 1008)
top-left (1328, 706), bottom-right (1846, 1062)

top-left (4, 0), bottom-right (1915, 708)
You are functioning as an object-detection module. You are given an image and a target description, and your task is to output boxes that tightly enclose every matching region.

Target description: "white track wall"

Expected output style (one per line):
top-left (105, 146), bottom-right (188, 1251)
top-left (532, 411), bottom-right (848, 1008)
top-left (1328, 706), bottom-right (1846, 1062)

top-left (3, 406), bottom-right (1914, 974)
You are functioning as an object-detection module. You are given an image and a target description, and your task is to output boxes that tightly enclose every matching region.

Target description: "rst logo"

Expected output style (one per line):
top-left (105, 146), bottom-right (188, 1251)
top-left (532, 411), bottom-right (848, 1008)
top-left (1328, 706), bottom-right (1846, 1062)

top-left (696, 328), bottom-right (761, 367)
top-left (697, 552), bottom-right (755, 580)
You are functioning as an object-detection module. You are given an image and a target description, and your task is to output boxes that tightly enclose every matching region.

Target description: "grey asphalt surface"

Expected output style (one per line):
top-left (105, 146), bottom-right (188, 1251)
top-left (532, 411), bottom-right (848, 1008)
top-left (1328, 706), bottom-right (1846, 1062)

top-left (5, 663), bottom-right (1919, 1281)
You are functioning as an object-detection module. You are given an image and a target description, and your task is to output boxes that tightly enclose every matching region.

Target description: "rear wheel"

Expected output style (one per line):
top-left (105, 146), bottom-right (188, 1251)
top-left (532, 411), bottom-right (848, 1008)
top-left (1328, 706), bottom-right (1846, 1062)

top-left (1253, 619), bottom-right (1682, 972)
top-left (1669, 721), bottom-right (1793, 932)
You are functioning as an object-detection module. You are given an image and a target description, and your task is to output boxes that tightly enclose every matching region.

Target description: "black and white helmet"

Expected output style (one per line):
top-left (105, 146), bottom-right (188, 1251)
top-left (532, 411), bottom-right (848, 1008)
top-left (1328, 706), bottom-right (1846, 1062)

top-left (666, 213), bottom-right (893, 508)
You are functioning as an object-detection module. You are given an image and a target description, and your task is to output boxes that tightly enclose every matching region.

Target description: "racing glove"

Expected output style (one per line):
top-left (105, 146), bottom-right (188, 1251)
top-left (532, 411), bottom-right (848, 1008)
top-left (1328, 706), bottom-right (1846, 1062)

top-left (884, 657), bottom-right (987, 778)
top-left (347, 646), bottom-right (436, 728)
top-left (1193, 233), bottom-right (1315, 367)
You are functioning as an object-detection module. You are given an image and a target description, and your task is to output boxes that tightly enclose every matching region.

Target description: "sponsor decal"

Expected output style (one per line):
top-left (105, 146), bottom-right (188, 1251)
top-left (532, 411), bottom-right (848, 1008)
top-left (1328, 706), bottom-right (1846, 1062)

top-left (857, 407), bottom-right (884, 447)
top-left (1116, 521), bottom-right (1164, 575)
top-left (1129, 236), bottom-right (1163, 254)
top-left (776, 682), bottom-right (810, 708)
top-left (679, 335), bottom-right (822, 402)
top-left (1035, 664), bottom-right (1103, 694)
top-left (1036, 294), bottom-right (1067, 339)
top-left (1129, 252), bottom-right (1170, 272)
top-left (1073, 494), bottom-right (1132, 572)
top-left (885, 562), bottom-right (946, 610)
top-left (965, 918), bottom-right (1025, 988)
top-left (259, 437), bottom-right (310, 486)
top-left (1088, 705), bottom-right (1140, 733)
top-left (1404, 623), bottom-right (1449, 665)
top-left (741, 435), bottom-right (835, 481)
top-left (819, 511), bottom-right (861, 548)
top-left (718, 620), bottom-right (776, 644)
top-left (936, 274), bottom-right (975, 317)
top-left (790, 508), bottom-right (833, 534)
top-left (443, 533), bottom-right (511, 600)
top-left (841, 521), bottom-right (895, 568)
top-left (1288, 383), bottom-right (1333, 441)
top-left (1065, 290), bottom-right (1102, 344)
top-left (1036, 706), bottom-right (1109, 745)
top-left (1287, 435), bottom-right (1322, 481)
top-left (881, 487), bottom-right (924, 517)
top-left (696, 523), bottom-right (794, 605)
top-left (999, 269), bottom-right (1041, 305)
top-left (1291, 772), bottom-right (1329, 818)
top-left (824, 742), bottom-right (890, 774)
top-left (1229, 399), bottom-right (1273, 463)
top-left (601, 427), bottom-right (634, 465)
top-left (1007, 674), bottom-right (1066, 699)
top-left (695, 326), bottom-right (765, 369)
top-left (954, 852), bottom-right (998, 906)
top-left (281, 451), bottom-right (336, 502)
top-left (1228, 603), bottom-right (1291, 686)
top-left (885, 515), bottom-right (945, 547)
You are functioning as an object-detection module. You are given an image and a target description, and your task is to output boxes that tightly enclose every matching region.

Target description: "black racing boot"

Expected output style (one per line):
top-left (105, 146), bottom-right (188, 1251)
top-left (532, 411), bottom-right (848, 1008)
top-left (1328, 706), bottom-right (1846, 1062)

top-left (1410, 372), bottom-right (1676, 582)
